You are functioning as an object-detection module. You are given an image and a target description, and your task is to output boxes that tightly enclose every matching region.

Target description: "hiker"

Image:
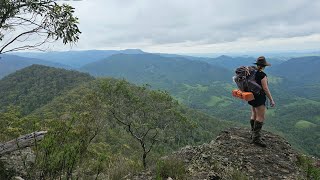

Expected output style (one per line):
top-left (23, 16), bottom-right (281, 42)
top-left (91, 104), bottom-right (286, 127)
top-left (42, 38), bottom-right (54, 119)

top-left (249, 56), bottom-right (275, 147)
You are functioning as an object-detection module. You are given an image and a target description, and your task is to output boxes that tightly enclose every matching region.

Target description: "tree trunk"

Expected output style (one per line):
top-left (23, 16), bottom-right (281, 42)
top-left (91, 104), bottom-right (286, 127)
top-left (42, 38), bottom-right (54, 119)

top-left (0, 131), bottom-right (47, 156)
top-left (142, 153), bottom-right (147, 169)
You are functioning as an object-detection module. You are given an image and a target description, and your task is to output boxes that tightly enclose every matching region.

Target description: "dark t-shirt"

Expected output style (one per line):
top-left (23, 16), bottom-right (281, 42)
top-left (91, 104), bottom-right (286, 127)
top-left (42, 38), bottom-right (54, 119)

top-left (248, 70), bottom-right (267, 107)
top-left (255, 71), bottom-right (267, 87)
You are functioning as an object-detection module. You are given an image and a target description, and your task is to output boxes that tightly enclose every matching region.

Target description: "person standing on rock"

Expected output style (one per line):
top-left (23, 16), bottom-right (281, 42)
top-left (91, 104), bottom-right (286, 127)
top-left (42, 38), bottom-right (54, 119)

top-left (249, 56), bottom-right (275, 147)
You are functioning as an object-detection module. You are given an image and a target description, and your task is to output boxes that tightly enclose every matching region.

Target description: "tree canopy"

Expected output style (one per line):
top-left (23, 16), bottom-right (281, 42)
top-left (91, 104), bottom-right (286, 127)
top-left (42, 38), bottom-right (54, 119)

top-left (0, 0), bottom-right (81, 54)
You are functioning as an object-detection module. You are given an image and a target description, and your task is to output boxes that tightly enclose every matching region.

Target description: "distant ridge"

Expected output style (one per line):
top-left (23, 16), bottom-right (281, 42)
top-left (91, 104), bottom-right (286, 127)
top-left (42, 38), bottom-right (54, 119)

top-left (12, 49), bottom-right (146, 68)
top-left (80, 53), bottom-right (232, 85)
top-left (270, 56), bottom-right (320, 84)
top-left (204, 55), bottom-right (284, 70)
top-left (0, 54), bottom-right (70, 79)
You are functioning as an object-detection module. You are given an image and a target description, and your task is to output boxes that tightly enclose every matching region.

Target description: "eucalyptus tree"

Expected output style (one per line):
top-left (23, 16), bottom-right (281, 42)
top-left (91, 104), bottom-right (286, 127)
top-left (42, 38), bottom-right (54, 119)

top-left (101, 79), bottom-right (186, 168)
top-left (0, 0), bottom-right (80, 54)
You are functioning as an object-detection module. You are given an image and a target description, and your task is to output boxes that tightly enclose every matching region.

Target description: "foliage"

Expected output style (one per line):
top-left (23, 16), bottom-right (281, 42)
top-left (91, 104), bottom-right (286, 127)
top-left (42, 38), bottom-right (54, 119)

top-left (297, 155), bottom-right (320, 179)
top-left (0, 0), bottom-right (80, 53)
top-left (156, 158), bottom-right (186, 180)
top-left (106, 156), bottom-right (142, 180)
top-left (28, 89), bottom-right (106, 179)
top-left (78, 53), bottom-right (320, 158)
top-left (0, 58), bottom-right (318, 179)
top-left (0, 157), bottom-right (15, 180)
top-left (0, 106), bottom-right (24, 141)
top-left (0, 64), bottom-right (94, 115)
top-left (100, 79), bottom-right (188, 168)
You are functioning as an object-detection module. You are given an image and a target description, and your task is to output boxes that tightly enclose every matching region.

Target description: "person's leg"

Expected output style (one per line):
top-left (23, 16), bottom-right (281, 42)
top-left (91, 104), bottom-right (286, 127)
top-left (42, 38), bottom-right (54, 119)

top-left (250, 106), bottom-right (257, 120)
top-left (255, 105), bottom-right (266, 122)
top-left (250, 106), bottom-right (256, 138)
top-left (252, 105), bottom-right (266, 147)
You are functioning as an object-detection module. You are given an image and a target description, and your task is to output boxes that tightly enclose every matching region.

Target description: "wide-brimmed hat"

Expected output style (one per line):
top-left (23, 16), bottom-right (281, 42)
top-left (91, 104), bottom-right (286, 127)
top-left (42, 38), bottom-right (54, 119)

top-left (254, 56), bottom-right (271, 66)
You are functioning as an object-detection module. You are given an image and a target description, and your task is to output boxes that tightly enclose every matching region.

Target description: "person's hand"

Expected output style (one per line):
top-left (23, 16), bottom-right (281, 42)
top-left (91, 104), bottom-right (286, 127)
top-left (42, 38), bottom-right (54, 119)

top-left (270, 100), bottom-right (275, 107)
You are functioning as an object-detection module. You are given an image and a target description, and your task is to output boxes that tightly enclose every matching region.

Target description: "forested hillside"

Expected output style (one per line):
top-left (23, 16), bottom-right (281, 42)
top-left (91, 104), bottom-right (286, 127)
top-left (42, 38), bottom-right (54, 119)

top-left (78, 54), bottom-right (320, 157)
top-left (0, 55), bottom-right (319, 179)
top-left (0, 65), bottom-right (235, 179)
top-left (270, 56), bottom-right (320, 84)
top-left (2, 0), bottom-right (320, 179)
top-left (0, 65), bottom-right (94, 115)
top-left (269, 56), bottom-right (320, 101)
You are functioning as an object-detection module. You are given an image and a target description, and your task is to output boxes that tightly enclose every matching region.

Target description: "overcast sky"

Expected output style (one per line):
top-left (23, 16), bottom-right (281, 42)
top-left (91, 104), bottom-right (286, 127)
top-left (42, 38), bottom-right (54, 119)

top-left (52, 0), bottom-right (320, 53)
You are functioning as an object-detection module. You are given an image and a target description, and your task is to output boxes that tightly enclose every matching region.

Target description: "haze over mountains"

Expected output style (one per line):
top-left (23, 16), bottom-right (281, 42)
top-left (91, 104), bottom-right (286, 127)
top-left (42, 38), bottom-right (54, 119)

top-left (80, 53), bottom-right (232, 85)
top-left (13, 49), bottom-right (145, 68)
top-left (2, 49), bottom-right (320, 90)
top-left (0, 54), bottom-right (70, 78)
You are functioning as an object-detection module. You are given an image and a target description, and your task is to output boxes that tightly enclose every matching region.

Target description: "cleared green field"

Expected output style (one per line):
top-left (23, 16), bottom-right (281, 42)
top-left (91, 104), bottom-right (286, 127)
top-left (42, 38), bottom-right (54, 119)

top-left (283, 97), bottom-right (320, 108)
top-left (268, 76), bottom-right (283, 84)
top-left (266, 108), bottom-right (276, 117)
top-left (295, 120), bottom-right (317, 129)
top-left (205, 96), bottom-right (233, 107)
top-left (315, 116), bottom-right (320, 123)
top-left (183, 84), bottom-right (209, 92)
top-left (223, 83), bottom-right (237, 92)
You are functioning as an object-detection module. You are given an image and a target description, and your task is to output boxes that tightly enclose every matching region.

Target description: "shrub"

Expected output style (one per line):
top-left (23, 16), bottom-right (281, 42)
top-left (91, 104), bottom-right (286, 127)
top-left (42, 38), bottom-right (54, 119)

top-left (297, 154), bottom-right (320, 179)
top-left (156, 157), bottom-right (186, 180)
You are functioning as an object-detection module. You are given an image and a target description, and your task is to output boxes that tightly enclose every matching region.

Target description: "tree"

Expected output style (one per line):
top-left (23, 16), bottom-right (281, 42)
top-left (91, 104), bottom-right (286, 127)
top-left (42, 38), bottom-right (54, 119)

top-left (30, 90), bottom-right (107, 179)
top-left (0, 0), bottom-right (80, 54)
top-left (101, 79), bottom-right (186, 169)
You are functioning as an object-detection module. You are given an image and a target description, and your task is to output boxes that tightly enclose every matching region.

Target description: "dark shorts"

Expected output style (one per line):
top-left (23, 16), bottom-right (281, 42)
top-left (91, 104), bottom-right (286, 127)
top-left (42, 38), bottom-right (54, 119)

top-left (248, 93), bottom-right (266, 107)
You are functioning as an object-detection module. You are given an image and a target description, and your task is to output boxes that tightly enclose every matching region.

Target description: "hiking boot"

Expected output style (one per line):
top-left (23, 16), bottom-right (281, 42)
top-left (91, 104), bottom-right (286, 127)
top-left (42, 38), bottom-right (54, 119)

top-left (251, 121), bottom-right (267, 147)
top-left (250, 119), bottom-right (255, 139)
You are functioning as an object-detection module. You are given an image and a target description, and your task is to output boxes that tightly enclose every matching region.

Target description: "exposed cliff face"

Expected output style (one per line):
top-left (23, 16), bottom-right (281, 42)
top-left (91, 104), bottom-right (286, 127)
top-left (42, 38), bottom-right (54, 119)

top-left (134, 127), bottom-right (312, 180)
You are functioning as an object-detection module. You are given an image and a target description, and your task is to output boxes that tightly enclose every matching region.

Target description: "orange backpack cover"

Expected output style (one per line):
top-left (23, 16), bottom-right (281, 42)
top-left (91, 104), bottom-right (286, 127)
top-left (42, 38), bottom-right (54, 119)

top-left (232, 89), bottom-right (255, 101)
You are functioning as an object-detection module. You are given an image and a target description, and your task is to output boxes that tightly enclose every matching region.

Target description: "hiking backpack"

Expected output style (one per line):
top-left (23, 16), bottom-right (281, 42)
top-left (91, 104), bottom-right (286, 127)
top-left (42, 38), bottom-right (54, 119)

top-left (233, 66), bottom-right (262, 95)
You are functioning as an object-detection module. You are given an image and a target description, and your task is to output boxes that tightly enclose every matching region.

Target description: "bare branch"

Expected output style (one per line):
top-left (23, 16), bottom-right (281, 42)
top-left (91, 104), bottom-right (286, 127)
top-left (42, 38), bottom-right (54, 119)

top-left (110, 109), bottom-right (128, 127)
top-left (0, 0), bottom-right (80, 54)
top-left (146, 130), bottom-right (158, 154)
top-left (0, 27), bottom-right (40, 53)
top-left (127, 122), bottom-right (143, 142)
top-left (1, 35), bottom-right (50, 54)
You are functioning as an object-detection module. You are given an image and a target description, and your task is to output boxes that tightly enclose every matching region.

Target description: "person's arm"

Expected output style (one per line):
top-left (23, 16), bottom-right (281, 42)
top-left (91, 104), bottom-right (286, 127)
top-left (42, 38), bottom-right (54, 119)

top-left (261, 76), bottom-right (275, 107)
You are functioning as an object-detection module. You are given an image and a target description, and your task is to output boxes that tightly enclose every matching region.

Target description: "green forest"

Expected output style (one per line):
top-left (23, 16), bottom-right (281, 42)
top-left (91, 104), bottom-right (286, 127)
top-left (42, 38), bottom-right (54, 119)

top-left (0, 61), bottom-right (319, 179)
top-left (79, 53), bottom-right (320, 158)
top-left (1, 1), bottom-right (320, 179)
top-left (0, 65), bottom-right (236, 179)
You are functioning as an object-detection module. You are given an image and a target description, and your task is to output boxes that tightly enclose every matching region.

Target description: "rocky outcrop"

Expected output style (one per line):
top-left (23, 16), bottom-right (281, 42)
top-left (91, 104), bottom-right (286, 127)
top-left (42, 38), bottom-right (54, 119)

top-left (134, 127), bottom-right (310, 179)
top-left (174, 127), bottom-right (305, 179)
top-left (0, 131), bottom-right (46, 179)
top-left (0, 147), bottom-right (35, 179)
top-left (0, 131), bottom-right (47, 156)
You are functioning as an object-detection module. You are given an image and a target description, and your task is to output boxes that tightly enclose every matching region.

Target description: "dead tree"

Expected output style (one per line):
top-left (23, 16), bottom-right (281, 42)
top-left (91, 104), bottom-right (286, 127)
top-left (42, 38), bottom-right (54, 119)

top-left (0, 131), bottom-right (47, 156)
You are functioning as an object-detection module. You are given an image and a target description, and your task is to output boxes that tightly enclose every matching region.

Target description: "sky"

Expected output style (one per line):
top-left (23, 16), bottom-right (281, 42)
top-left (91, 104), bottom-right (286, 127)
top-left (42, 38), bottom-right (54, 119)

top-left (6, 0), bottom-right (320, 54)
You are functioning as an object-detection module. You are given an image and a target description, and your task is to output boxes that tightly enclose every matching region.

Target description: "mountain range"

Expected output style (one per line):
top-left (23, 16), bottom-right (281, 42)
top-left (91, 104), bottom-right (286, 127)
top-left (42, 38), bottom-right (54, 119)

top-left (0, 54), bottom-right (69, 79)
top-left (12, 49), bottom-right (145, 68)
top-left (0, 51), bottom-right (319, 179)
top-left (80, 53), bottom-right (232, 86)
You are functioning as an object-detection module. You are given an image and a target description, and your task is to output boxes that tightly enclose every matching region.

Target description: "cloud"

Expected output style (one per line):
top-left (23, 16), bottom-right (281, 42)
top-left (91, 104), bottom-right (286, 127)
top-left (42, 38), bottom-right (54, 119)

top-left (35, 0), bottom-right (320, 52)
